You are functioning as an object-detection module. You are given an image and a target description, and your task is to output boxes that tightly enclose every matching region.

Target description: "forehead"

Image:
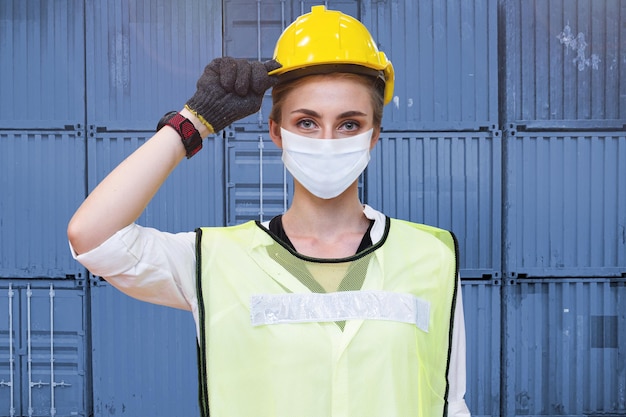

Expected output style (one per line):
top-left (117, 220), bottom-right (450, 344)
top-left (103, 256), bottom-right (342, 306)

top-left (283, 74), bottom-right (374, 110)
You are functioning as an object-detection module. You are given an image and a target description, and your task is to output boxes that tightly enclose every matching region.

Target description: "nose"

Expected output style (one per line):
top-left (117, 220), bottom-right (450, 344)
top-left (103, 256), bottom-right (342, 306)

top-left (321, 126), bottom-right (335, 139)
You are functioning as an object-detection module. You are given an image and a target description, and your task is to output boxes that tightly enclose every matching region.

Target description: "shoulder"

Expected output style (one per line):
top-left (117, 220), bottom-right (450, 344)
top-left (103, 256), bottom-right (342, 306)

top-left (363, 204), bottom-right (455, 249)
top-left (197, 221), bottom-right (271, 248)
top-left (197, 221), bottom-right (257, 235)
top-left (387, 217), bottom-right (456, 254)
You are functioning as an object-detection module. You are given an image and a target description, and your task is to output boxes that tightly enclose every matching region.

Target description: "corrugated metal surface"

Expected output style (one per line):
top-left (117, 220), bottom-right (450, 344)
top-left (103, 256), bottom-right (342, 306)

top-left (85, 0), bottom-right (222, 130)
top-left (505, 130), bottom-right (626, 277)
top-left (90, 283), bottom-right (199, 417)
top-left (503, 278), bottom-right (626, 416)
top-left (87, 131), bottom-right (225, 231)
top-left (0, 284), bottom-right (19, 416)
top-left (461, 280), bottom-right (501, 417)
top-left (363, 0), bottom-right (498, 130)
top-left (0, 281), bottom-right (86, 417)
top-left (225, 130), bottom-right (292, 225)
top-left (225, 0), bottom-right (499, 132)
top-left (366, 131), bottom-right (502, 278)
top-left (503, 0), bottom-right (626, 127)
top-left (0, 0), bottom-right (85, 129)
top-left (0, 131), bottom-right (85, 279)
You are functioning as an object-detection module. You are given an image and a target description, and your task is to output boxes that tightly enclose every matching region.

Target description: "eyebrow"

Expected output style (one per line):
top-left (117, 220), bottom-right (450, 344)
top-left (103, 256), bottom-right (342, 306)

top-left (290, 108), bottom-right (369, 118)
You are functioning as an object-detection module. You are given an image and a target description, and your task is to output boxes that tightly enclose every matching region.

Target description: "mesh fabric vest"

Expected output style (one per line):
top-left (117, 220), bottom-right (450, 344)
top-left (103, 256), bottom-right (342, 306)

top-left (195, 218), bottom-right (458, 417)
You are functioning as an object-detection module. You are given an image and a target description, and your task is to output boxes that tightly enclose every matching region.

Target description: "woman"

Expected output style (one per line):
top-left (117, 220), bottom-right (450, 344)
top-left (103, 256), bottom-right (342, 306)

top-left (68, 6), bottom-right (471, 417)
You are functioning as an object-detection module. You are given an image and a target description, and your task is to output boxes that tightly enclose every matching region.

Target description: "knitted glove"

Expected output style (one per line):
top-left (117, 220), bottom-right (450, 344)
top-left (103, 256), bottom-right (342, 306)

top-left (185, 57), bottom-right (281, 133)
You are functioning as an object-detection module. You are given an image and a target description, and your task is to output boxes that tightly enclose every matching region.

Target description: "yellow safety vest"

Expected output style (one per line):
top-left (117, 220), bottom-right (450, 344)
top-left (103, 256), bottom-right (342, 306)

top-left (195, 218), bottom-right (458, 417)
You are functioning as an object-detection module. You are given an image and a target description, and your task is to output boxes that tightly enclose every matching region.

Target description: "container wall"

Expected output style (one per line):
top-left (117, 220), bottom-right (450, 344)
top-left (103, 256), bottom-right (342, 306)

top-left (0, 0), bottom-right (85, 129)
top-left (90, 283), bottom-right (199, 417)
top-left (461, 280), bottom-right (501, 417)
top-left (224, 0), bottom-right (499, 131)
top-left (0, 131), bottom-right (86, 279)
top-left (505, 130), bottom-right (626, 277)
top-left (85, 0), bottom-right (222, 130)
top-left (87, 132), bottom-right (225, 231)
top-left (502, 0), bottom-right (626, 127)
top-left (364, 0), bottom-right (499, 130)
top-left (366, 131), bottom-right (502, 278)
top-left (0, 281), bottom-right (86, 417)
top-left (225, 130), bottom-right (293, 225)
top-left (503, 278), bottom-right (626, 416)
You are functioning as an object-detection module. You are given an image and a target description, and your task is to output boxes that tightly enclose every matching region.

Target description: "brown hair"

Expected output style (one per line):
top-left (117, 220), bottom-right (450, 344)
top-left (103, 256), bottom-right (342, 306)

top-left (269, 72), bottom-right (385, 127)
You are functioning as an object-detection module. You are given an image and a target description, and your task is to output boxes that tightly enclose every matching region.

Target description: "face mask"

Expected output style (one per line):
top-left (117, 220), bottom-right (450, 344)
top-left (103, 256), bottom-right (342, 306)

top-left (280, 128), bottom-right (373, 199)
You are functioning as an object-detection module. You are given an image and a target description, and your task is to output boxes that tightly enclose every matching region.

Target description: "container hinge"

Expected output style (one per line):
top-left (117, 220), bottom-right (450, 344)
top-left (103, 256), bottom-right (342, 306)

top-left (90, 275), bottom-right (107, 286)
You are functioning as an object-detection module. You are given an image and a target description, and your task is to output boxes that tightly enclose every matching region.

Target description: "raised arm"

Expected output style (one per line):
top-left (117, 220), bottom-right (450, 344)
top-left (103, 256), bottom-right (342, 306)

top-left (67, 57), bottom-right (280, 255)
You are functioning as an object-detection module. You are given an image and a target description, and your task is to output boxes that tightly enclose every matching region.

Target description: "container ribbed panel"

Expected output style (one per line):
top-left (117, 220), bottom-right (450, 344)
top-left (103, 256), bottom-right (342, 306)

top-left (505, 278), bottom-right (626, 415)
top-left (462, 281), bottom-right (501, 416)
top-left (85, 0), bottom-right (222, 130)
top-left (0, 282), bottom-right (86, 416)
top-left (90, 284), bottom-right (199, 417)
top-left (503, 0), bottom-right (626, 127)
top-left (225, 131), bottom-right (291, 225)
top-left (366, 131), bottom-right (502, 278)
top-left (364, 0), bottom-right (498, 130)
top-left (0, 131), bottom-right (85, 278)
top-left (0, 0), bottom-right (85, 128)
top-left (506, 131), bottom-right (626, 277)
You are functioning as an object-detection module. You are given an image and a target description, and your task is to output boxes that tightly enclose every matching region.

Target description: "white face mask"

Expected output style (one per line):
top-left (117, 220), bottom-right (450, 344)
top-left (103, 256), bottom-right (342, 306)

top-left (280, 128), bottom-right (373, 199)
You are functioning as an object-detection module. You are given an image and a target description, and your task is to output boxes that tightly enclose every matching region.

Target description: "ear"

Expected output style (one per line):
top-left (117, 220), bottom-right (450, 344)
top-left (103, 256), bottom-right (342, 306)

top-left (269, 119), bottom-right (283, 149)
top-left (369, 126), bottom-right (381, 150)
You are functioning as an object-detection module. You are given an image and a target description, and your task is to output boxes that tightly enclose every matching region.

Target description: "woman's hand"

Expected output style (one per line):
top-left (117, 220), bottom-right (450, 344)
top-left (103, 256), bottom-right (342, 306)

top-left (186, 57), bottom-right (281, 133)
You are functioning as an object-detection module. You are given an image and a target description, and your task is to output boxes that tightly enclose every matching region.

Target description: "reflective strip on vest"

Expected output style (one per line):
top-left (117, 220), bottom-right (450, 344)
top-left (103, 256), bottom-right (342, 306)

top-left (250, 290), bottom-right (430, 332)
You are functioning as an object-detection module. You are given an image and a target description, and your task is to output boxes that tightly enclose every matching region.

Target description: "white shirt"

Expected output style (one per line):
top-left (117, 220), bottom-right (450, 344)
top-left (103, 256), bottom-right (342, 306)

top-left (70, 205), bottom-right (471, 416)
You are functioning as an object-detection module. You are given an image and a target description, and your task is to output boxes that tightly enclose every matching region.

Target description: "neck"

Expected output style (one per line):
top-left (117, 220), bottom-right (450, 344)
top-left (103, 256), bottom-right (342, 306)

top-left (282, 183), bottom-right (369, 243)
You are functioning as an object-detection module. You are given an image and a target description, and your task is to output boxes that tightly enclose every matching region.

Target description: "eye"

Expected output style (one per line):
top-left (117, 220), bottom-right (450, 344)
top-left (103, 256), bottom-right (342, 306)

top-left (296, 119), bottom-right (317, 130)
top-left (340, 120), bottom-right (360, 132)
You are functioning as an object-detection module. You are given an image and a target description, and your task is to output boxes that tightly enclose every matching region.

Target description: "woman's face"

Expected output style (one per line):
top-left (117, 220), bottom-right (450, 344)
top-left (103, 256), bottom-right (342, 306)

top-left (269, 75), bottom-right (380, 149)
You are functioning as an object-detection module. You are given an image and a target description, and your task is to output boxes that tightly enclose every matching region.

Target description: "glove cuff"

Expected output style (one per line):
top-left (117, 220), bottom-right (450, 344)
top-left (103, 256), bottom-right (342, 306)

top-left (184, 104), bottom-right (215, 134)
top-left (186, 96), bottom-right (236, 133)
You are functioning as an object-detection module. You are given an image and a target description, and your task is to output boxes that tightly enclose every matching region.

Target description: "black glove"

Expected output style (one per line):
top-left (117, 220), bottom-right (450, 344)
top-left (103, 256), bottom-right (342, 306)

top-left (185, 57), bottom-right (281, 133)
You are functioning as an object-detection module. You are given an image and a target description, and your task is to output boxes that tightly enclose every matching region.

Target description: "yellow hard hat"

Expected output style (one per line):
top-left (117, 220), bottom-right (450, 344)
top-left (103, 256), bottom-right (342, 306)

top-left (270, 5), bottom-right (395, 105)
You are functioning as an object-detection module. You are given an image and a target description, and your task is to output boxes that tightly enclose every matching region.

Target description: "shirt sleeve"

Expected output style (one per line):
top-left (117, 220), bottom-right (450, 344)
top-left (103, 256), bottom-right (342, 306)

top-left (69, 223), bottom-right (197, 312)
top-left (447, 276), bottom-right (472, 416)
